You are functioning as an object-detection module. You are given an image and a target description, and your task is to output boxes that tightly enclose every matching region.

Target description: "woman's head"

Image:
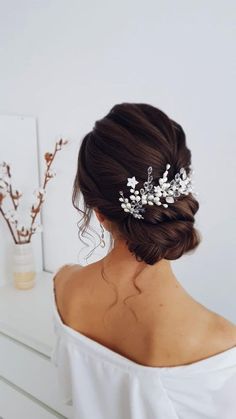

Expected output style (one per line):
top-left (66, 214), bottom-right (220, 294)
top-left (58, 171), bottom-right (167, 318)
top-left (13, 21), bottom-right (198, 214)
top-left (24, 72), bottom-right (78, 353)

top-left (72, 102), bottom-right (201, 265)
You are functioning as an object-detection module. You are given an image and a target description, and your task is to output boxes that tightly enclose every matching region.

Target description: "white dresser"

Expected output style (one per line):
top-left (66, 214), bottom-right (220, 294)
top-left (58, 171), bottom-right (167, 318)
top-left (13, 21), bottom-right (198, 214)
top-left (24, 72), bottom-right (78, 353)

top-left (0, 271), bottom-right (72, 419)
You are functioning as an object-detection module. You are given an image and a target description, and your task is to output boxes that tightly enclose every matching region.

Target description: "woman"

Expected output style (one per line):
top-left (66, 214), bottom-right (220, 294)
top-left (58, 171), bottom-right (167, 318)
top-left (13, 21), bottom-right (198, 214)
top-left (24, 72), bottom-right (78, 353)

top-left (51, 103), bottom-right (236, 418)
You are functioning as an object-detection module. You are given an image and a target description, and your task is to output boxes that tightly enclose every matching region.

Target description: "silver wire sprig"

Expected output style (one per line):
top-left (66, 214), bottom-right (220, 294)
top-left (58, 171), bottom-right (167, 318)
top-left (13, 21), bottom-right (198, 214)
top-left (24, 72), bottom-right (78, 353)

top-left (118, 163), bottom-right (195, 219)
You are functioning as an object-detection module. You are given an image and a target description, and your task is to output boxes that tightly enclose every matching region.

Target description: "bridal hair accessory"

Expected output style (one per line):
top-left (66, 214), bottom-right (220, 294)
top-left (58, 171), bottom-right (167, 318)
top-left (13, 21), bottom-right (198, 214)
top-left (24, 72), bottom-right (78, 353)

top-left (118, 163), bottom-right (195, 220)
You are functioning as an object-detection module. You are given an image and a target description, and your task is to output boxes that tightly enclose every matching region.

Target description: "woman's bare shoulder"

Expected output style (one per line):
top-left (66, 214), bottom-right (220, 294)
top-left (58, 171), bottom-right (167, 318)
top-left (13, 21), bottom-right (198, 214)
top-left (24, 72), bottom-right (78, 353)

top-left (54, 263), bottom-right (92, 298)
top-left (207, 310), bottom-right (236, 352)
top-left (53, 264), bottom-right (84, 311)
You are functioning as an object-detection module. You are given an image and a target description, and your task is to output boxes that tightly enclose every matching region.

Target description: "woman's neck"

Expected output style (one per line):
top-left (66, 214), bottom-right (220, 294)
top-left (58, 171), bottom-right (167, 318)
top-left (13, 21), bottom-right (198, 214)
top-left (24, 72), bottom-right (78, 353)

top-left (100, 238), bottom-right (189, 299)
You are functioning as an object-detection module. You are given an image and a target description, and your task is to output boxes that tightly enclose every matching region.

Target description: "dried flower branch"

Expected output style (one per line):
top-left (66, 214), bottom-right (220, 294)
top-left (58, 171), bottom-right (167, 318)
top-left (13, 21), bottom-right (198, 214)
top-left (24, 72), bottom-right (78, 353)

top-left (0, 138), bottom-right (68, 244)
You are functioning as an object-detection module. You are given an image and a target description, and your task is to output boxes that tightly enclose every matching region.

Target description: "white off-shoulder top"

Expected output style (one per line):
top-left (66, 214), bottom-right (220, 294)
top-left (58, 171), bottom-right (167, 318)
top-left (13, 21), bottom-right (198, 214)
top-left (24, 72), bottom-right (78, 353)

top-left (50, 267), bottom-right (236, 419)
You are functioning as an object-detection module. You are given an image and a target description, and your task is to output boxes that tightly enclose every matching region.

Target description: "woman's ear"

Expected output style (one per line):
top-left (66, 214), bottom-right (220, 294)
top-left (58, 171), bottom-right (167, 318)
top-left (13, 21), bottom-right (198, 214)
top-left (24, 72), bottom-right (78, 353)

top-left (94, 208), bottom-right (113, 233)
top-left (93, 207), bottom-right (105, 224)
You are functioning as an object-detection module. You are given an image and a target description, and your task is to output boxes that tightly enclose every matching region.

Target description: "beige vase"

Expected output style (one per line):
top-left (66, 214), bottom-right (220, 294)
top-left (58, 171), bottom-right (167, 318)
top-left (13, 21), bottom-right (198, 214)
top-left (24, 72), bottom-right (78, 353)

top-left (12, 242), bottom-right (36, 290)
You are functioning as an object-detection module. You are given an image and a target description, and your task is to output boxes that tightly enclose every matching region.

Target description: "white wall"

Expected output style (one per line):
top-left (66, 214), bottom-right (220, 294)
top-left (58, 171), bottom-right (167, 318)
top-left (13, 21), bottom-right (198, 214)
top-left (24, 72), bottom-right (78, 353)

top-left (0, 1), bottom-right (235, 320)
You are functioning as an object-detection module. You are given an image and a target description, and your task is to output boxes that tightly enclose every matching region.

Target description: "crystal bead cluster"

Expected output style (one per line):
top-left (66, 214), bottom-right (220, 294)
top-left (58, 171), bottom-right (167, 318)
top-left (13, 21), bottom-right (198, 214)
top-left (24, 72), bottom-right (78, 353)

top-left (118, 163), bottom-right (194, 219)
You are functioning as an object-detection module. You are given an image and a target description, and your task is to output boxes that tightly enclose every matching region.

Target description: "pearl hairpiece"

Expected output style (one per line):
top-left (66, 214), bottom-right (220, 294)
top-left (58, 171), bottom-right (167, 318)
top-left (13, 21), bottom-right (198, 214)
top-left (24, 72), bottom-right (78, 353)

top-left (118, 163), bottom-right (195, 219)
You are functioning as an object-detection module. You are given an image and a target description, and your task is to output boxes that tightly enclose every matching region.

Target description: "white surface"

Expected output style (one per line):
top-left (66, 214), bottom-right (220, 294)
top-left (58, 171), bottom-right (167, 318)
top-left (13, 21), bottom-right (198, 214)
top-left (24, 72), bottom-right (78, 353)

top-left (0, 2), bottom-right (235, 319)
top-left (0, 271), bottom-right (71, 418)
top-left (0, 115), bottom-right (43, 286)
top-left (52, 294), bottom-right (236, 419)
top-left (0, 380), bottom-right (60, 419)
top-left (0, 271), bottom-right (55, 356)
top-left (0, 334), bottom-right (71, 417)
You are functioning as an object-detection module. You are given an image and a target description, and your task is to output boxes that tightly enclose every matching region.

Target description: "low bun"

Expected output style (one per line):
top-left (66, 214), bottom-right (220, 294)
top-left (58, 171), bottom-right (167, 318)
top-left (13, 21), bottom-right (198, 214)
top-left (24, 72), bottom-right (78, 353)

top-left (116, 195), bottom-right (201, 265)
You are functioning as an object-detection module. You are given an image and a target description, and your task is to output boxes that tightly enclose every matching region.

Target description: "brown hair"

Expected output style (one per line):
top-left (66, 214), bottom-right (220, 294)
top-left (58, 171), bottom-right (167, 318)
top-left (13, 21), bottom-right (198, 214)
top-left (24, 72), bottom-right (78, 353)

top-left (72, 102), bottom-right (201, 268)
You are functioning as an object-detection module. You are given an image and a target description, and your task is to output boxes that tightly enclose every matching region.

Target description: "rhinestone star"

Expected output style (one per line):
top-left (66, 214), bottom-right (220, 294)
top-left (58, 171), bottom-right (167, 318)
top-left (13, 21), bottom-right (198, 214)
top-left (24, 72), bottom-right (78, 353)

top-left (127, 176), bottom-right (139, 189)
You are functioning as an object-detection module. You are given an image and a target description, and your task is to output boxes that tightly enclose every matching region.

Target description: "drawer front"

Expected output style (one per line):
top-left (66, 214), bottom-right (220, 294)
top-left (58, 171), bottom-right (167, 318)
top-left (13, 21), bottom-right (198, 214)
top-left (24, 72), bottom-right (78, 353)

top-left (0, 378), bottom-right (61, 419)
top-left (0, 333), bottom-right (71, 418)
